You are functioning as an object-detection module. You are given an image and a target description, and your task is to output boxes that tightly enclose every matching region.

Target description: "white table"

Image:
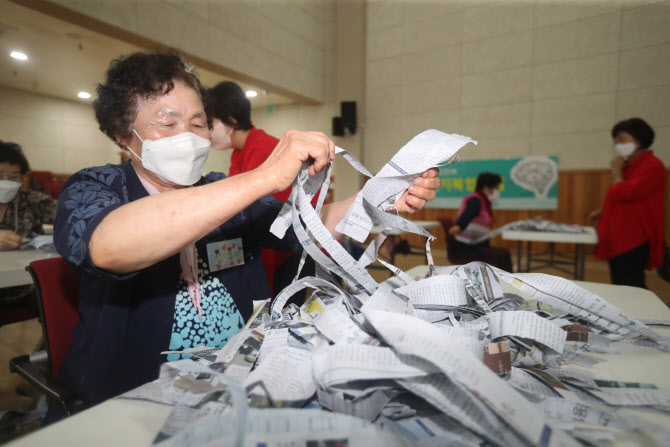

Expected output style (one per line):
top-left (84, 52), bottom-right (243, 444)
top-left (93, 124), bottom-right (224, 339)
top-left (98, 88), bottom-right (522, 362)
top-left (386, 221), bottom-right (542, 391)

top-left (369, 220), bottom-right (439, 268)
top-left (502, 227), bottom-right (598, 280)
top-left (0, 249), bottom-right (60, 288)
top-left (10, 277), bottom-right (670, 447)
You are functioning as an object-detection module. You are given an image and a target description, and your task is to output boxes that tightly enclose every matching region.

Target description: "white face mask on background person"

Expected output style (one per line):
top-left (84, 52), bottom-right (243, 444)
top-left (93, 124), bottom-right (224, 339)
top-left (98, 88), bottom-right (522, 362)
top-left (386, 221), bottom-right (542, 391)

top-left (614, 142), bottom-right (636, 158)
top-left (486, 189), bottom-right (500, 203)
top-left (0, 180), bottom-right (21, 203)
top-left (128, 129), bottom-right (211, 186)
top-left (211, 121), bottom-right (234, 151)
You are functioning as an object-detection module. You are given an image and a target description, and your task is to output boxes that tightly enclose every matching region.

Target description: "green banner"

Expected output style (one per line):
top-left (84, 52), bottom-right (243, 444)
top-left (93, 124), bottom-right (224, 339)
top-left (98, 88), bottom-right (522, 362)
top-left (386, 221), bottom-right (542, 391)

top-left (429, 156), bottom-right (559, 210)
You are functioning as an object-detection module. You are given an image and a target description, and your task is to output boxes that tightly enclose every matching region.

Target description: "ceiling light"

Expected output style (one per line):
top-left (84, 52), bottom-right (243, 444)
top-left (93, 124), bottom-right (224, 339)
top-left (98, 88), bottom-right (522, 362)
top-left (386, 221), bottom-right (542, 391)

top-left (10, 51), bottom-right (28, 61)
top-left (78, 91), bottom-right (91, 99)
top-left (246, 90), bottom-right (257, 98)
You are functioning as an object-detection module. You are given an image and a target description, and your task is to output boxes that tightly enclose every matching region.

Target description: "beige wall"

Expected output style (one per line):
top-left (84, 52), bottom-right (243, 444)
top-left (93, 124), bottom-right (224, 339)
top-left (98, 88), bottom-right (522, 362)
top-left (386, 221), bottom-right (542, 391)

top-left (12, 0), bottom-right (670, 186)
top-left (0, 85), bottom-right (119, 173)
top-left (365, 0), bottom-right (670, 172)
top-left (247, 0), bottom-right (367, 202)
top-left (46, 0), bottom-right (356, 197)
top-left (48, 0), bottom-right (335, 103)
top-left (208, 0), bottom-right (367, 202)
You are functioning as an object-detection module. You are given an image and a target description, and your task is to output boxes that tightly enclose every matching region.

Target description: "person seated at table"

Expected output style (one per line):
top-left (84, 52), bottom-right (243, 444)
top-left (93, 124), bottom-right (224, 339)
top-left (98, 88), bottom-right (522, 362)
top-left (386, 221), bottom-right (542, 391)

top-left (588, 117), bottom-right (666, 289)
top-left (0, 141), bottom-right (57, 309)
top-left (447, 172), bottom-right (513, 271)
top-left (50, 49), bottom-right (440, 421)
top-left (0, 141), bottom-right (57, 249)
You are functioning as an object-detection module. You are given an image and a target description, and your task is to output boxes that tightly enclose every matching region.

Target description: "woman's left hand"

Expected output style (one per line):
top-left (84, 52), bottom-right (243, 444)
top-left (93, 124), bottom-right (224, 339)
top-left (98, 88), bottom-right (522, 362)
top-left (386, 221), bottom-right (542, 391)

top-left (391, 168), bottom-right (440, 213)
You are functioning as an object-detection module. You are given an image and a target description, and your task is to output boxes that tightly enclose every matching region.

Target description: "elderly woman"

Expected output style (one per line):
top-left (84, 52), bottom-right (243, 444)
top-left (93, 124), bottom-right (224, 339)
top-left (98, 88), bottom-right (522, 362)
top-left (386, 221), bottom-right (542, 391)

top-left (588, 118), bottom-right (666, 288)
top-left (51, 50), bottom-right (439, 417)
top-left (0, 141), bottom-right (56, 249)
top-left (0, 141), bottom-right (56, 312)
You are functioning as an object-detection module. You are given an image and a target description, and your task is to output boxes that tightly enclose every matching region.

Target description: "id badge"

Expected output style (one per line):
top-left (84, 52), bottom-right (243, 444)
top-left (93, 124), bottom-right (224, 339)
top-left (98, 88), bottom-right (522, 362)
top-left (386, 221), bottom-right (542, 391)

top-left (207, 238), bottom-right (244, 272)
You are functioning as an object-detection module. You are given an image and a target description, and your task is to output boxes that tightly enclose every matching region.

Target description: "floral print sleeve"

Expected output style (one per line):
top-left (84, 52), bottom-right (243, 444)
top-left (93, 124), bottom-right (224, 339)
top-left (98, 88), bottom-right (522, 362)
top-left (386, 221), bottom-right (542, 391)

top-left (54, 165), bottom-right (131, 278)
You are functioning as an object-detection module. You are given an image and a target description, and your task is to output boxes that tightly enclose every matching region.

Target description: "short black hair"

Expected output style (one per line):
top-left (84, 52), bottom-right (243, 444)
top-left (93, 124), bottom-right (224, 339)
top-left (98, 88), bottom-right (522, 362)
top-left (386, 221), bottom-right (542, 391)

top-left (611, 117), bottom-right (655, 149)
top-left (0, 141), bottom-right (30, 174)
top-left (204, 81), bottom-right (253, 131)
top-left (476, 172), bottom-right (502, 191)
top-left (94, 49), bottom-right (205, 149)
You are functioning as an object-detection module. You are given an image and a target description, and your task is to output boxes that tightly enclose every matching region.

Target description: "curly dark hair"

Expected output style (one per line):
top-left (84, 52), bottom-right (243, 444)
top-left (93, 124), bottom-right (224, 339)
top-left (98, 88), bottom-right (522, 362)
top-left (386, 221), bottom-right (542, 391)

top-left (94, 49), bottom-right (205, 149)
top-left (204, 81), bottom-right (253, 131)
top-left (611, 117), bottom-right (655, 149)
top-left (0, 140), bottom-right (30, 174)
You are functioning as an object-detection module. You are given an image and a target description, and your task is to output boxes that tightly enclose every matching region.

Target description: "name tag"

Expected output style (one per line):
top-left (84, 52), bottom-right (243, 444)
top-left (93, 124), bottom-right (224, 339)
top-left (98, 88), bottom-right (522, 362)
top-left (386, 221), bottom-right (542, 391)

top-left (207, 238), bottom-right (245, 272)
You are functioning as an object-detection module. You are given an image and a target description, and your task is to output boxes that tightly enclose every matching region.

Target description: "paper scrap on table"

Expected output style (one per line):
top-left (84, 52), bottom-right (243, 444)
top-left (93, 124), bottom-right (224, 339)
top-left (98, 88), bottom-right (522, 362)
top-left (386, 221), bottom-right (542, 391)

top-left (117, 129), bottom-right (670, 447)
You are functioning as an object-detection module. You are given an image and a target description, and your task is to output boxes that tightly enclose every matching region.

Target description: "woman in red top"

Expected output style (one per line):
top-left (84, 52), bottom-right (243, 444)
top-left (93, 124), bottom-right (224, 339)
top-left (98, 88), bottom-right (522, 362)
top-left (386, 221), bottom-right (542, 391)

top-left (588, 118), bottom-right (666, 288)
top-left (205, 82), bottom-right (308, 298)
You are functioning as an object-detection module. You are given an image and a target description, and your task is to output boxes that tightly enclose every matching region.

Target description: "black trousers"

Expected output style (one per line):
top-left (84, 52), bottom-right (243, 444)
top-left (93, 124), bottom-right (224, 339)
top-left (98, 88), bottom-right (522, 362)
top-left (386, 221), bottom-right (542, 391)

top-left (608, 241), bottom-right (649, 289)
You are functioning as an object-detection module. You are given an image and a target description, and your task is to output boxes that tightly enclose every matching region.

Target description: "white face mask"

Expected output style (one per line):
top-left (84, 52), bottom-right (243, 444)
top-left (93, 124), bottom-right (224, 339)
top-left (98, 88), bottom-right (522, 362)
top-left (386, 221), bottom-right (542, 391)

top-left (128, 129), bottom-right (211, 186)
top-left (614, 142), bottom-right (636, 158)
top-left (486, 189), bottom-right (500, 203)
top-left (211, 121), bottom-right (234, 151)
top-left (0, 180), bottom-right (21, 203)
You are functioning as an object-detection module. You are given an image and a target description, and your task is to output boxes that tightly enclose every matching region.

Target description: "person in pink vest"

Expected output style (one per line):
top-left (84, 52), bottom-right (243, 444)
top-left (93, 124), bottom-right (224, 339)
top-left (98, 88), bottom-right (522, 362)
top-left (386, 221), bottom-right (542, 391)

top-left (447, 173), bottom-right (513, 271)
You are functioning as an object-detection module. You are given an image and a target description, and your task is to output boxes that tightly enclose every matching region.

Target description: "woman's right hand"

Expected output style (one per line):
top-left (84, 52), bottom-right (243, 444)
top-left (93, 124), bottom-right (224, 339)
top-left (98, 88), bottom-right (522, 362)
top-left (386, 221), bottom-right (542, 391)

top-left (587, 209), bottom-right (602, 226)
top-left (258, 130), bottom-right (335, 194)
top-left (448, 225), bottom-right (462, 236)
top-left (0, 230), bottom-right (22, 250)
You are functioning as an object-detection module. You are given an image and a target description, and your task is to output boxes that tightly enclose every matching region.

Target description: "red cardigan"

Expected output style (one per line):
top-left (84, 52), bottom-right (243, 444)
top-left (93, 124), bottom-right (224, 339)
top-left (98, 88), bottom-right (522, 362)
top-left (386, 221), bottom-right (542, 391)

top-left (596, 150), bottom-right (666, 268)
top-left (228, 127), bottom-right (326, 292)
top-left (229, 127), bottom-right (288, 200)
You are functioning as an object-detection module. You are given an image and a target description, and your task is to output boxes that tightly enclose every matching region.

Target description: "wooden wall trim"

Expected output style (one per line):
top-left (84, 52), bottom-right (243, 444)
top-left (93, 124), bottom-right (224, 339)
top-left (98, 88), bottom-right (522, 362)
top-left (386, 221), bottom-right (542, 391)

top-left (401, 168), bottom-right (670, 255)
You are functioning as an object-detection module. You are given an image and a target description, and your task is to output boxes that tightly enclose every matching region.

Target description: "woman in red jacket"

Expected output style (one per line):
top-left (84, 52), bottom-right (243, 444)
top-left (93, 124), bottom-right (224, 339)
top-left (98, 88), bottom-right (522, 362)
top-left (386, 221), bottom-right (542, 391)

top-left (588, 118), bottom-right (666, 288)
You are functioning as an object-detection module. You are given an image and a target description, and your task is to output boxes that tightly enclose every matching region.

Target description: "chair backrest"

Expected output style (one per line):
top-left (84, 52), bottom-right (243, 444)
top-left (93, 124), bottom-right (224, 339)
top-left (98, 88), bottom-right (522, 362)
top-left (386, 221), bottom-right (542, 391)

top-left (30, 170), bottom-right (55, 189)
top-left (45, 181), bottom-right (66, 199)
top-left (437, 216), bottom-right (457, 263)
top-left (27, 257), bottom-right (81, 379)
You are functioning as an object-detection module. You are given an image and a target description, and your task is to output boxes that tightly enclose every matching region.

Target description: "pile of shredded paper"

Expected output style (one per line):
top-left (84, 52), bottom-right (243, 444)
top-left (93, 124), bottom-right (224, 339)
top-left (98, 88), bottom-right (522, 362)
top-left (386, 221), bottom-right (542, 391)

top-left (121, 130), bottom-right (670, 447)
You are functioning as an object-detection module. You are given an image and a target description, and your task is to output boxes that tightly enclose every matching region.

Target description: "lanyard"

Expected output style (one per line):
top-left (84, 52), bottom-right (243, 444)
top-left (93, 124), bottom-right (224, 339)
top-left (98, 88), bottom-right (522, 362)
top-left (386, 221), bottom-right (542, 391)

top-left (132, 165), bottom-right (203, 320)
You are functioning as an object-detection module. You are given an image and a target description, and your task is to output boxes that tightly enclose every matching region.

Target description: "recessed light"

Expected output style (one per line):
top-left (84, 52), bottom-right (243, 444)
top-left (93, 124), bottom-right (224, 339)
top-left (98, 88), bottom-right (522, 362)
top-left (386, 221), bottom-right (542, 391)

top-left (246, 90), bottom-right (257, 98)
top-left (78, 91), bottom-right (91, 99)
top-left (10, 51), bottom-right (28, 61)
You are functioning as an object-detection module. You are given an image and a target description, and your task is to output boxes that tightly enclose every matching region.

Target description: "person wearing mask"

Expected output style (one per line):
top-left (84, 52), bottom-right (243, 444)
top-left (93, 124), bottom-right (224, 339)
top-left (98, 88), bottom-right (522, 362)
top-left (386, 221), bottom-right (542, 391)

top-left (588, 118), bottom-right (666, 288)
top-left (0, 141), bottom-right (56, 249)
top-left (0, 141), bottom-right (57, 315)
top-left (448, 172), bottom-right (513, 271)
top-left (205, 81), bottom-right (289, 198)
top-left (50, 50), bottom-right (440, 420)
top-left (204, 81), bottom-right (320, 297)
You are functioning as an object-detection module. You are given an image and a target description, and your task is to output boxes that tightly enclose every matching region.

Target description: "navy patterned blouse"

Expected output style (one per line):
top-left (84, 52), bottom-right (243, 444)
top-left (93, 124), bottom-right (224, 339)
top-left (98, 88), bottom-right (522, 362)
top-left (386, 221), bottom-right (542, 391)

top-left (53, 161), bottom-right (300, 406)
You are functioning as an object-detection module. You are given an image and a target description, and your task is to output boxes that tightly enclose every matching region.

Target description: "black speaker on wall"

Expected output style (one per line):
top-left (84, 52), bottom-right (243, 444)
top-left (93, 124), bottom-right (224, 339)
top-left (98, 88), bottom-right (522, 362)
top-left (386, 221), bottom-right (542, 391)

top-left (332, 117), bottom-right (345, 137)
top-left (332, 101), bottom-right (357, 136)
top-left (341, 101), bottom-right (357, 135)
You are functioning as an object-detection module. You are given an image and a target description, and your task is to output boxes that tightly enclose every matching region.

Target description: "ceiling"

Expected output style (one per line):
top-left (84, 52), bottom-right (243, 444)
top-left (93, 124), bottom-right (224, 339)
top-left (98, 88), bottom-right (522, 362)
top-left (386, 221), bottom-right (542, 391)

top-left (0, 0), bottom-right (293, 108)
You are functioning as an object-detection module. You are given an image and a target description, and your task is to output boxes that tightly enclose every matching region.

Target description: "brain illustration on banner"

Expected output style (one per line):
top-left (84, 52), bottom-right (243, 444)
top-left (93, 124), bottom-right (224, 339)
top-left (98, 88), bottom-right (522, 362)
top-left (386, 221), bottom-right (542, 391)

top-left (510, 156), bottom-right (558, 198)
